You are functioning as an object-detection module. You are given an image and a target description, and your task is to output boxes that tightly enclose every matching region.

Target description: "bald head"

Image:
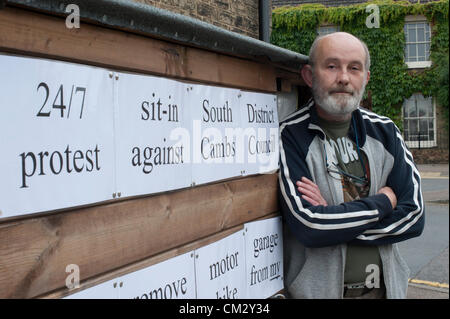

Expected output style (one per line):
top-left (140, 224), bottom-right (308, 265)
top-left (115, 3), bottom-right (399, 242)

top-left (300, 31), bottom-right (371, 121)
top-left (309, 32), bottom-right (371, 72)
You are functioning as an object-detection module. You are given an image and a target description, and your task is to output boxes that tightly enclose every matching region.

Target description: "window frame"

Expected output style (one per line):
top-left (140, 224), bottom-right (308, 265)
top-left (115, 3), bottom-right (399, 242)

top-left (404, 15), bottom-right (432, 69)
top-left (402, 93), bottom-right (437, 149)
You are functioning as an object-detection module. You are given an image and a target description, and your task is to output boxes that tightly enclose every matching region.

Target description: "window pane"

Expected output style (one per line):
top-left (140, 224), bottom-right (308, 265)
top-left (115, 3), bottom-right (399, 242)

top-left (418, 28), bottom-right (425, 42)
top-left (409, 44), bottom-right (416, 59)
top-left (418, 98), bottom-right (428, 116)
top-left (417, 28), bottom-right (425, 40)
top-left (429, 117), bottom-right (435, 142)
top-left (408, 102), bottom-right (417, 117)
top-left (409, 120), bottom-right (418, 133)
top-left (403, 97), bottom-right (414, 117)
top-left (430, 102), bottom-right (434, 117)
top-left (419, 96), bottom-right (432, 116)
top-left (428, 99), bottom-right (433, 117)
top-left (407, 24), bottom-right (416, 32)
top-left (408, 28), bottom-right (417, 42)
top-left (417, 44), bottom-right (425, 60)
top-left (405, 46), bottom-right (410, 61)
top-left (419, 119), bottom-right (428, 135)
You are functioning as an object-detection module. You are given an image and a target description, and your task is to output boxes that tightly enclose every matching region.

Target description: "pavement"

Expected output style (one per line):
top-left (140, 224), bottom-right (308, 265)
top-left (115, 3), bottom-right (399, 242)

top-left (406, 163), bottom-right (449, 299)
top-left (417, 164), bottom-right (449, 204)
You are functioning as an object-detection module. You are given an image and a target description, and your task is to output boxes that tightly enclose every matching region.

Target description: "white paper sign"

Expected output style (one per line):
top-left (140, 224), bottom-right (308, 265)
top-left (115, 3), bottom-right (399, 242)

top-left (65, 251), bottom-right (195, 299)
top-left (114, 72), bottom-right (191, 197)
top-left (239, 91), bottom-right (279, 175)
top-left (64, 220), bottom-right (284, 299)
top-left (65, 278), bottom-right (119, 299)
top-left (0, 54), bottom-right (115, 219)
top-left (244, 217), bottom-right (284, 299)
top-left (188, 84), bottom-right (243, 185)
top-left (119, 251), bottom-right (196, 299)
top-left (195, 230), bottom-right (246, 299)
top-left (0, 54), bottom-right (281, 219)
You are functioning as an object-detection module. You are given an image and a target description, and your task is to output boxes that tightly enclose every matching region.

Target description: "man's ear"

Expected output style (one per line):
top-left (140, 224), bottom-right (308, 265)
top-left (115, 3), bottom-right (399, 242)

top-left (301, 64), bottom-right (313, 88)
top-left (366, 70), bottom-right (371, 85)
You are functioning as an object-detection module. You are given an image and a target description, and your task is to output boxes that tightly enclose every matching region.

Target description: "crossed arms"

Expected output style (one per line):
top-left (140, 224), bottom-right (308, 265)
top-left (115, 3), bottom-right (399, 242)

top-left (279, 119), bottom-right (425, 248)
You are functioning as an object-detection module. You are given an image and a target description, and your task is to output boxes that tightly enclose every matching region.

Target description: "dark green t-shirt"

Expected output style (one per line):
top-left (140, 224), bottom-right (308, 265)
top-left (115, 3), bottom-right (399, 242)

top-left (318, 117), bottom-right (382, 285)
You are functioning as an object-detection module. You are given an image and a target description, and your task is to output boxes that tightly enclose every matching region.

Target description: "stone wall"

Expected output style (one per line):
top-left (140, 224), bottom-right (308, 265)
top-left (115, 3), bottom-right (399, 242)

top-left (412, 149), bottom-right (449, 164)
top-left (132, 0), bottom-right (260, 39)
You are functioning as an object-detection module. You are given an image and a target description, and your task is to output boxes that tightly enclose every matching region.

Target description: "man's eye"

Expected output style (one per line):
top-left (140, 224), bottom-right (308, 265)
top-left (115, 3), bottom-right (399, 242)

top-left (327, 65), bottom-right (336, 69)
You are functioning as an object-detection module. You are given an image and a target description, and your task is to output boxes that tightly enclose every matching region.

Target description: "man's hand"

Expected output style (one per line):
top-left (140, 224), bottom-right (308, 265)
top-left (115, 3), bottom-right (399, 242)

top-left (296, 177), bottom-right (328, 206)
top-left (297, 177), bottom-right (397, 210)
top-left (377, 186), bottom-right (397, 209)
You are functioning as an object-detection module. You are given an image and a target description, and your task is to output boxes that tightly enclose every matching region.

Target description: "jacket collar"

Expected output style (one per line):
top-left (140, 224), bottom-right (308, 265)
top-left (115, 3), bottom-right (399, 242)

top-left (307, 100), bottom-right (367, 146)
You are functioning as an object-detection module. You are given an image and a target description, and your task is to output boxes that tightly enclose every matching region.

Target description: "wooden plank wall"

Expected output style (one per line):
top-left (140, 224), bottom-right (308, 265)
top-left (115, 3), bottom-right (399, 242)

top-left (0, 6), bottom-right (298, 298)
top-left (0, 7), bottom-right (277, 93)
top-left (0, 174), bottom-right (278, 298)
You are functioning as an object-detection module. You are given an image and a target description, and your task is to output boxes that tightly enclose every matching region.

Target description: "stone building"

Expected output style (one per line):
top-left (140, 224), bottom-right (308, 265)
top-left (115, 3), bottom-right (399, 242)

top-left (272, 0), bottom-right (448, 163)
top-left (132, 0), bottom-right (264, 39)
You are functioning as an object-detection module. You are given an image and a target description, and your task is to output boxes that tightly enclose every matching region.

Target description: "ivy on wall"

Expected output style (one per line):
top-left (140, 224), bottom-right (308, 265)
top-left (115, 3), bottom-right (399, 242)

top-left (271, 0), bottom-right (449, 130)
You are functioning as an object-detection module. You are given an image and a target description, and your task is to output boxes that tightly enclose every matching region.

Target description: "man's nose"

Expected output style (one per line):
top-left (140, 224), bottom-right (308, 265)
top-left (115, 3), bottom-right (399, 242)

top-left (337, 69), bottom-right (350, 85)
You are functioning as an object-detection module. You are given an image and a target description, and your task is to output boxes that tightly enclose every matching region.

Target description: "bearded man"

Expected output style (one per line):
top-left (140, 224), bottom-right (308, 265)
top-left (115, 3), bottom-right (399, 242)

top-left (279, 32), bottom-right (424, 299)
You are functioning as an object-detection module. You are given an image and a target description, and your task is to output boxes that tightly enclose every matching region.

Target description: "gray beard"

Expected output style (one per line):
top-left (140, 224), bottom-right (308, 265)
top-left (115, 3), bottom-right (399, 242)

top-left (312, 77), bottom-right (366, 117)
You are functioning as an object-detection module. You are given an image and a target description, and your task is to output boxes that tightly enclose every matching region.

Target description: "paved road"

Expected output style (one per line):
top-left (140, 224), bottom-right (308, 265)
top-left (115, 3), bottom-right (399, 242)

top-left (398, 204), bottom-right (449, 281)
top-left (398, 166), bottom-right (449, 299)
top-left (398, 202), bottom-right (449, 298)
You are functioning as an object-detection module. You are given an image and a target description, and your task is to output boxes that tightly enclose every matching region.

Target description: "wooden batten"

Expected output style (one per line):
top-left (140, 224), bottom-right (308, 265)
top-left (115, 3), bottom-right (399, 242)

top-left (40, 224), bottom-right (245, 299)
top-left (41, 212), bottom-right (280, 299)
top-left (0, 7), bottom-right (278, 92)
top-left (0, 174), bottom-right (279, 298)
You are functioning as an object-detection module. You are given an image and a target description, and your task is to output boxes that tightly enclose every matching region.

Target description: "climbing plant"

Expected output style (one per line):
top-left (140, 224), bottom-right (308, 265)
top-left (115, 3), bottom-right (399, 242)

top-left (271, 0), bottom-right (449, 130)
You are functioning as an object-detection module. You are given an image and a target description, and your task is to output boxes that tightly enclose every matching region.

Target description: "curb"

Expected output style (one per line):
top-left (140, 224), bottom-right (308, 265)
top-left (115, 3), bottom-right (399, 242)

top-left (408, 282), bottom-right (449, 294)
top-left (409, 279), bottom-right (449, 290)
top-left (425, 200), bottom-right (449, 205)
